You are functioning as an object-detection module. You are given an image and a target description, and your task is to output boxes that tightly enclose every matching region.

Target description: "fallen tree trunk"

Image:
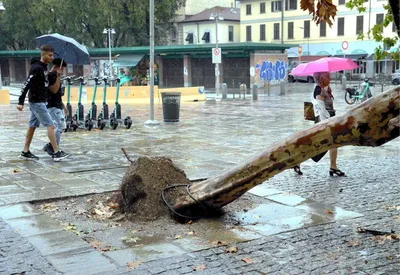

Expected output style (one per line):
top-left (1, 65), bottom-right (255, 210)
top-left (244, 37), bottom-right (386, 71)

top-left (172, 87), bottom-right (400, 215)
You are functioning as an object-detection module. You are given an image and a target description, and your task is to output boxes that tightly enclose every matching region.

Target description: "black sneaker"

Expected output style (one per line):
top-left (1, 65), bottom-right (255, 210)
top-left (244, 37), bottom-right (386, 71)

top-left (52, 151), bottom-right (70, 162)
top-left (20, 151), bottom-right (39, 160)
top-left (43, 143), bottom-right (54, 155)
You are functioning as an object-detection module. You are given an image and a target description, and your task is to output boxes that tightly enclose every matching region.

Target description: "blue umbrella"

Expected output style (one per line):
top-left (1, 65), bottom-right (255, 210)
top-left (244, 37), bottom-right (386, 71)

top-left (35, 33), bottom-right (90, 65)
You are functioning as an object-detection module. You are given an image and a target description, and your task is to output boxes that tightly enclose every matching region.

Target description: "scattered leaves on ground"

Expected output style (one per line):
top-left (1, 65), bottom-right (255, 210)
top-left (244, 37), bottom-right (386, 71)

top-left (39, 203), bottom-right (59, 212)
top-left (88, 239), bottom-right (113, 252)
top-left (386, 206), bottom-right (400, 211)
top-left (211, 240), bottom-right (227, 246)
top-left (346, 239), bottom-right (361, 247)
top-left (371, 234), bottom-right (399, 244)
top-left (64, 223), bottom-right (80, 235)
top-left (127, 261), bottom-right (142, 270)
top-left (387, 255), bottom-right (393, 260)
top-left (241, 257), bottom-right (254, 264)
top-left (187, 231), bottom-right (195, 235)
top-left (91, 201), bottom-right (115, 220)
top-left (325, 209), bottom-right (334, 215)
top-left (174, 235), bottom-right (183, 239)
top-left (192, 264), bottom-right (206, 271)
top-left (12, 169), bottom-right (19, 173)
top-left (225, 246), bottom-right (238, 253)
top-left (121, 236), bottom-right (141, 244)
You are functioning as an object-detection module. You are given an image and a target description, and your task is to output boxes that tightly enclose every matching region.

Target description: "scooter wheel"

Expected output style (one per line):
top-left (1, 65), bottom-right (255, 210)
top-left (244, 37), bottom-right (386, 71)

top-left (125, 118), bottom-right (132, 129)
top-left (85, 120), bottom-right (93, 131)
top-left (100, 121), bottom-right (106, 130)
top-left (110, 118), bottom-right (118, 130)
top-left (72, 125), bottom-right (78, 131)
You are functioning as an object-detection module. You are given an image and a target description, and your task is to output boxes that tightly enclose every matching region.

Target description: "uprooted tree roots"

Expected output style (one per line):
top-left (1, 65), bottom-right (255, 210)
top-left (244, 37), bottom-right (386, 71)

top-left (117, 156), bottom-right (192, 221)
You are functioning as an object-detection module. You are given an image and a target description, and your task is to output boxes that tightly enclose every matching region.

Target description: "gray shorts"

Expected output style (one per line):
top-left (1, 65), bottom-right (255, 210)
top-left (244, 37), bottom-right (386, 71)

top-left (29, 102), bottom-right (55, 128)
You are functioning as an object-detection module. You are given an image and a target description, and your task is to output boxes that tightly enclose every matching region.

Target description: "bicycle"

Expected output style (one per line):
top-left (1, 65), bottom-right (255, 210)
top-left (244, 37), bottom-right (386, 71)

top-left (345, 78), bottom-right (372, 105)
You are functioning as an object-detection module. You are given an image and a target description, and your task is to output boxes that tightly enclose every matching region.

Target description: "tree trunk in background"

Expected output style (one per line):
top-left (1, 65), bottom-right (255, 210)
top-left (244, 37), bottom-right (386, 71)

top-left (172, 87), bottom-right (399, 216)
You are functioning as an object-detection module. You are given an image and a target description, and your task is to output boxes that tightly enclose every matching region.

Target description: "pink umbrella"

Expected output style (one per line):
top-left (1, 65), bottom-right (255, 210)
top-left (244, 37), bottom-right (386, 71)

top-left (291, 57), bottom-right (359, 76)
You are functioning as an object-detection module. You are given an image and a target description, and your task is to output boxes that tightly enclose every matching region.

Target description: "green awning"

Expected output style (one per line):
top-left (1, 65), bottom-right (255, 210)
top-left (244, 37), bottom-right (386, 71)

top-left (112, 54), bottom-right (144, 67)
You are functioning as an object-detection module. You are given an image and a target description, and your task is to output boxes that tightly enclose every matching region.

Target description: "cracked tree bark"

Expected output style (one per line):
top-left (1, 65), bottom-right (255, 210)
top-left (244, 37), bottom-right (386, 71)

top-left (172, 87), bottom-right (399, 216)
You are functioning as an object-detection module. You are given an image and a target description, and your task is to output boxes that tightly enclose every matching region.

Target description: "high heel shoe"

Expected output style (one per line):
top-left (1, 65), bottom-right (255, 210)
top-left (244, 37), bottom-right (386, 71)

top-left (329, 168), bottom-right (346, 177)
top-left (293, 165), bottom-right (303, 175)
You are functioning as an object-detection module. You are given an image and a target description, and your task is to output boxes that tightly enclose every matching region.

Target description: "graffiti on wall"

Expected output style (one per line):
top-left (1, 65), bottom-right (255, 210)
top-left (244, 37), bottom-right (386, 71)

top-left (254, 60), bottom-right (288, 83)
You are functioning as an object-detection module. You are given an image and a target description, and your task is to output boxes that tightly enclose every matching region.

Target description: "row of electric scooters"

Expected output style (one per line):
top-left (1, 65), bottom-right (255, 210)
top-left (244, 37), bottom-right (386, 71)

top-left (62, 76), bottom-right (132, 132)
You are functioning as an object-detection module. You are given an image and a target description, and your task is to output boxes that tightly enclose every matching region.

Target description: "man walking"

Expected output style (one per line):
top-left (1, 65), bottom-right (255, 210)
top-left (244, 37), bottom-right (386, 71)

top-left (16, 44), bottom-right (70, 161)
top-left (43, 58), bottom-right (69, 155)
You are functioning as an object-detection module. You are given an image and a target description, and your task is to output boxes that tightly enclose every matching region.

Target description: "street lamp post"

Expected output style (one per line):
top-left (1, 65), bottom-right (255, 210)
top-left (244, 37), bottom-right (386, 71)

top-left (209, 13), bottom-right (223, 99)
top-left (0, 1), bottom-right (5, 89)
top-left (144, 0), bottom-right (159, 125)
top-left (103, 27), bottom-right (116, 77)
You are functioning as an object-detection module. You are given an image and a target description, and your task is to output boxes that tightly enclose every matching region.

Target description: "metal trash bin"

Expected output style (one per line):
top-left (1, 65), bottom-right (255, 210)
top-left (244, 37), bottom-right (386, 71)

top-left (161, 92), bottom-right (181, 122)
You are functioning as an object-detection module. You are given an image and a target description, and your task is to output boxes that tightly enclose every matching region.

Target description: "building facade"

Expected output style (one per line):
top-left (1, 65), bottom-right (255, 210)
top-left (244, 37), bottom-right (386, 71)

top-left (181, 7), bottom-right (241, 45)
top-left (239, 0), bottom-right (399, 76)
top-left (169, 1), bottom-right (240, 45)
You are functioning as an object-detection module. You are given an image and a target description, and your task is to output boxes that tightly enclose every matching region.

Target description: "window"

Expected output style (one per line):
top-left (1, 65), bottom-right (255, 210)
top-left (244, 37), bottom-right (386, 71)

top-left (337, 17), bottom-right (344, 36)
top-left (288, 22), bottom-right (294, 39)
top-left (202, 32), bottom-right (210, 43)
top-left (376, 14), bottom-right (384, 25)
top-left (274, 23), bottom-right (280, 40)
top-left (246, 26), bottom-right (252, 41)
top-left (170, 27), bottom-right (177, 41)
top-left (246, 4), bottom-right (251, 15)
top-left (260, 2), bottom-right (266, 14)
top-left (271, 1), bottom-right (282, 12)
top-left (304, 20), bottom-right (310, 38)
top-left (185, 33), bottom-right (194, 44)
top-left (285, 0), bottom-right (297, 11)
top-left (229, 26), bottom-right (234, 41)
top-left (356, 15), bottom-right (363, 34)
top-left (338, 0), bottom-right (345, 5)
top-left (320, 21), bottom-right (326, 37)
top-left (260, 24), bottom-right (266, 40)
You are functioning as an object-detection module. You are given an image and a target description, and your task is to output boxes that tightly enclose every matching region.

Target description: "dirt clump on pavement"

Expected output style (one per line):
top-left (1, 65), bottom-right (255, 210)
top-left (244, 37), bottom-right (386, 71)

top-left (118, 156), bottom-right (190, 221)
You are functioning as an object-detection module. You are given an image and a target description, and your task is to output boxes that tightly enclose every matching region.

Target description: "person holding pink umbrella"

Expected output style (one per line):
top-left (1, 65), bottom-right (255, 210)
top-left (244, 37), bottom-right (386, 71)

top-left (293, 71), bottom-right (346, 177)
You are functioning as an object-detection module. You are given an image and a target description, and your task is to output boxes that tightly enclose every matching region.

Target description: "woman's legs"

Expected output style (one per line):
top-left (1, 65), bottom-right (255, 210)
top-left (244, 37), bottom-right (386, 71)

top-left (329, 148), bottom-right (346, 176)
top-left (329, 148), bottom-right (338, 169)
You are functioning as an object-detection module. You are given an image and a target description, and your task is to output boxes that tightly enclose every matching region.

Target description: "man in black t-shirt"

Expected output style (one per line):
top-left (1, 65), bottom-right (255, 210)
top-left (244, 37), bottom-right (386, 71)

top-left (43, 58), bottom-right (69, 155)
top-left (16, 44), bottom-right (70, 161)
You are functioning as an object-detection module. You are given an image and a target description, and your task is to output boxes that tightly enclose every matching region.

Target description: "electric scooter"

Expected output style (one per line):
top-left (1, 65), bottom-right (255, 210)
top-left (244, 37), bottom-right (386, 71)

top-left (85, 77), bottom-right (105, 130)
top-left (97, 77), bottom-right (110, 130)
top-left (64, 75), bottom-right (75, 132)
top-left (71, 76), bottom-right (89, 131)
top-left (110, 77), bottom-right (132, 130)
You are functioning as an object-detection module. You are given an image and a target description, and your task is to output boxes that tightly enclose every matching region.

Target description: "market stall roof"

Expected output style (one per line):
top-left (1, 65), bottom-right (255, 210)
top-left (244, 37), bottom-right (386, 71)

top-left (0, 42), bottom-right (297, 58)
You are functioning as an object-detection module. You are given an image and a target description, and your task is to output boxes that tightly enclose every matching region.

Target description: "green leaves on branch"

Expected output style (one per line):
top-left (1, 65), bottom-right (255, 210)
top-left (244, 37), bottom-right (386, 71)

top-left (345, 0), bottom-right (399, 61)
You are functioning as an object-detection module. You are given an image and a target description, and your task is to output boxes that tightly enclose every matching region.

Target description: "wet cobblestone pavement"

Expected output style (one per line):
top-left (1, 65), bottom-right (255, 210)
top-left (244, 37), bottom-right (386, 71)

top-left (0, 84), bottom-right (399, 274)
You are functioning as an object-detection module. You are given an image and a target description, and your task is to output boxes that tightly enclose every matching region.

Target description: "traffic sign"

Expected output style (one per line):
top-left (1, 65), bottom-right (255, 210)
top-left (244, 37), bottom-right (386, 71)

top-left (342, 41), bottom-right (348, 50)
top-left (298, 45), bottom-right (303, 54)
top-left (212, 47), bottom-right (221, 64)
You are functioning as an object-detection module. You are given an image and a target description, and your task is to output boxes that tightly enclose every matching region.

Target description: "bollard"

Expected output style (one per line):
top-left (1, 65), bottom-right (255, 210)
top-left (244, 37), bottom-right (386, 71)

top-left (252, 84), bottom-right (258, 100)
top-left (341, 74), bottom-right (347, 90)
top-left (280, 80), bottom-right (286, 95)
top-left (222, 83), bottom-right (227, 100)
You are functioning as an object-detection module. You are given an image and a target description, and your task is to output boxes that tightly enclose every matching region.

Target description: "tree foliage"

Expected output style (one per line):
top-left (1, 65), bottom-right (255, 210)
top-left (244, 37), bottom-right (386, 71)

top-left (0, 0), bottom-right (185, 50)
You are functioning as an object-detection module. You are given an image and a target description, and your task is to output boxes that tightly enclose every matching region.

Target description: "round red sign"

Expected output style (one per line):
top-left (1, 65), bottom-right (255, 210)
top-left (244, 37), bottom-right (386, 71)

top-left (342, 41), bottom-right (348, 50)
